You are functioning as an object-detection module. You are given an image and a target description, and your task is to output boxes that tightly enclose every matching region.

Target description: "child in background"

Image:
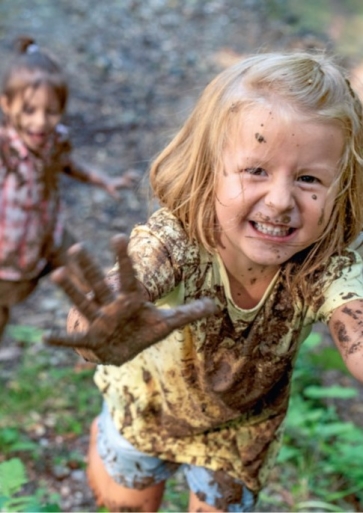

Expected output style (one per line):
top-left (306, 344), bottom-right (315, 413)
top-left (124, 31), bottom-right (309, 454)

top-left (48, 52), bottom-right (363, 512)
top-left (0, 37), bottom-right (137, 339)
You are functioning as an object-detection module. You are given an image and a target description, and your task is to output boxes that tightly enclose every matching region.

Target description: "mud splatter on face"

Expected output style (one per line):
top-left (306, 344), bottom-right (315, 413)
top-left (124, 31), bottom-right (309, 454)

top-left (280, 215), bottom-right (291, 224)
top-left (255, 132), bottom-right (266, 143)
top-left (255, 212), bottom-right (271, 222)
top-left (312, 194), bottom-right (317, 200)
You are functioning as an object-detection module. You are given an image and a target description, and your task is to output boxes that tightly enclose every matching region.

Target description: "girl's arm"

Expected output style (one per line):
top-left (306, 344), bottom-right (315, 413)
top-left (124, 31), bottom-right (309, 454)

top-left (329, 299), bottom-right (363, 383)
top-left (45, 234), bottom-right (218, 365)
top-left (63, 157), bottom-right (139, 198)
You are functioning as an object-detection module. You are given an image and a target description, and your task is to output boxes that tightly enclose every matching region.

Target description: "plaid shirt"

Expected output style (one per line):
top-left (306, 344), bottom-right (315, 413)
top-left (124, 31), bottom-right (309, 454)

top-left (0, 124), bottom-right (73, 280)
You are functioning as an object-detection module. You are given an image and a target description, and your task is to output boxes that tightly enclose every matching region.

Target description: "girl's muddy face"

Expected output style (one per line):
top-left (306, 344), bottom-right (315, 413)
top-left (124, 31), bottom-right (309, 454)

top-left (215, 104), bottom-right (344, 272)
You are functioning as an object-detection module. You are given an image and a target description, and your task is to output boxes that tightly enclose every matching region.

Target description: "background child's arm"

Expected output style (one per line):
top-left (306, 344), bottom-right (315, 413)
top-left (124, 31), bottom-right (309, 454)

top-left (329, 300), bottom-right (363, 383)
top-left (63, 157), bottom-right (139, 198)
top-left (44, 234), bottom-right (218, 365)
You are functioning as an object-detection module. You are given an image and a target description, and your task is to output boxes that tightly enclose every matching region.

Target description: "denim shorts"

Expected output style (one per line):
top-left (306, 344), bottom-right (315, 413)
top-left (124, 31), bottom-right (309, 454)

top-left (96, 403), bottom-right (257, 512)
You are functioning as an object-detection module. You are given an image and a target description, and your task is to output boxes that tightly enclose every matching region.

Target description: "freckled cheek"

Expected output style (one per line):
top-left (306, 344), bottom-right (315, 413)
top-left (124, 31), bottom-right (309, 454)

top-left (304, 192), bottom-right (333, 219)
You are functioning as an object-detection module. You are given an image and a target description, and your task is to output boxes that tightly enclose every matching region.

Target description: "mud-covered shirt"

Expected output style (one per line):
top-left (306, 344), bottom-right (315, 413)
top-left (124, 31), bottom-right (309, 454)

top-left (0, 124), bottom-right (76, 280)
top-left (94, 208), bottom-right (363, 492)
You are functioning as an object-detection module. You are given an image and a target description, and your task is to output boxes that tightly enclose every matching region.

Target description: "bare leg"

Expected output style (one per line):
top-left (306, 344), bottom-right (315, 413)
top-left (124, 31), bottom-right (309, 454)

top-left (188, 490), bottom-right (222, 513)
top-left (0, 307), bottom-right (10, 342)
top-left (87, 418), bottom-right (166, 512)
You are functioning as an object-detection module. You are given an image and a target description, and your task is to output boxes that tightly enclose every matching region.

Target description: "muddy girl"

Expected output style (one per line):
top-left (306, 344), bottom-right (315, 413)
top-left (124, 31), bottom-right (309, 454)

top-left (48, 51), bottom-right (363, 512)
top-left (0, 37), bottom-right (137, 340)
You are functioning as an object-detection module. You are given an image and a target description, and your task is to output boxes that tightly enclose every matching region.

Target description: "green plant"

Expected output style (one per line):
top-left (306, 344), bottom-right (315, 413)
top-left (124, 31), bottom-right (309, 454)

top-left (2, 324), bottom-right (363, 512)
top-left (0, 335), bottom-right (101, 429)
top-left (0, 458), bottom-right (60, 512)
top-left (160, 474), bottom-right (189, 512)
top-left (261, 331), bottom-right (363, 512)
top-left (0, 427), bottom-right (38, 456)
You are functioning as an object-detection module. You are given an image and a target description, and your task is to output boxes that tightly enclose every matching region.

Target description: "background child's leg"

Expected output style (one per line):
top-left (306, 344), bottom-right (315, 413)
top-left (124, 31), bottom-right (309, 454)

top-left (0, 280), bottom-right (38, 342)
top-left (40, 228), bottom-right (77, 275)
top-left (87, 417), bottom-right (166, 512)
top-left (0, 306), bottom-right (9, 340)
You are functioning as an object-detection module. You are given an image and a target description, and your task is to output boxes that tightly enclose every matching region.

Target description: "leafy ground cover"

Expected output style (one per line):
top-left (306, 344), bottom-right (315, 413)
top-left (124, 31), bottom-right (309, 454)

top-left (1, 1), bottom-right (363, 511)
top-left (1, 328), bottom-right (362, 512)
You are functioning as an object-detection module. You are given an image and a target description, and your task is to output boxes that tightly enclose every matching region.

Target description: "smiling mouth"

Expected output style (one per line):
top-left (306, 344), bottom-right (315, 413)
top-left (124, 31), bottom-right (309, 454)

top-left (252, 221), bottom-right (295, 237)
top-left (27, 131), bottom-right (47, 144)
top-left (29, 132), bottom-right (45, 137)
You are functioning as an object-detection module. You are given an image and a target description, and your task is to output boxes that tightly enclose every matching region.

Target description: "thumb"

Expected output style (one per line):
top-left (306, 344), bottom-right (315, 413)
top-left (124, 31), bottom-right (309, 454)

top-left (162, 298), bottom-right (218, 331)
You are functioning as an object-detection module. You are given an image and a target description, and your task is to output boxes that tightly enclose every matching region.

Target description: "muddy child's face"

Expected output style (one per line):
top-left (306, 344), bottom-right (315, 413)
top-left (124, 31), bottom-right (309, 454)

top-left (215, 104), bottom-right (344, 273)
top-left (1, 84), bottom-right (63, 154)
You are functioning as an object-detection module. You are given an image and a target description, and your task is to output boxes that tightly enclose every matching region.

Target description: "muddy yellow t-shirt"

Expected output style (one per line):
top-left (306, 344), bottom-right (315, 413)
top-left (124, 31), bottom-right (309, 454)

top-left (94, 208), bottom-right (363, 492)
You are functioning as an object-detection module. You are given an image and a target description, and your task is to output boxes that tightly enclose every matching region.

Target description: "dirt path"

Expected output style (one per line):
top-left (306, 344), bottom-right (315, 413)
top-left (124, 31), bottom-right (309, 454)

top-left (1, 1), bottom-right (363, 511)
top-left (1, 0), bottom-right (361, 331)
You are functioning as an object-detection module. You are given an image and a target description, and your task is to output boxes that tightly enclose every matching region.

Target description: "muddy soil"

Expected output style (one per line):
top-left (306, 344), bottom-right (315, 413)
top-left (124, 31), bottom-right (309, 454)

top-left (0, 1), bottom-right (363, 511)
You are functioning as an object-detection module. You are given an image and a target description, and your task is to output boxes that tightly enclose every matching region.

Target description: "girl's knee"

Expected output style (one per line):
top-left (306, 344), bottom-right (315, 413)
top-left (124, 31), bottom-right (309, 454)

top-left (87, 417), bottom-right (165, 512)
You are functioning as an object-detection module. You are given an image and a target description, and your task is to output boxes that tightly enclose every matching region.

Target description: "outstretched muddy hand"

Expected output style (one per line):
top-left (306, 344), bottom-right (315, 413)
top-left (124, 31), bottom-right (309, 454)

top-left (45, 234), bottom-right (218, 366)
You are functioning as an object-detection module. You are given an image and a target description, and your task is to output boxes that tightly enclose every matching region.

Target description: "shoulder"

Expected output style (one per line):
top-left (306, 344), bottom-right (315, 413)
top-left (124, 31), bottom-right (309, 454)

top-left (147, 208), bottom-right (190, 243)
top-left (130, 208), bottom-right (201, 266)
top-left (128, 208), bottom-right (209, 301)
top-left (0, 125), bottom-right (24, 152)
top-left (321, 249), bottom-right (361, 285)
top-left (0, 126), bottom-right (28, 167)
top-left (312, 249), bottom-right (363, 320)
top-left (54, 124), bottom-right (72, 152)
top-left (0, 125), bottom-right (9, 142)
top-left (55, 123), bottom-right (70, 141)
top-left (0, 126), bottom-right (10, 156)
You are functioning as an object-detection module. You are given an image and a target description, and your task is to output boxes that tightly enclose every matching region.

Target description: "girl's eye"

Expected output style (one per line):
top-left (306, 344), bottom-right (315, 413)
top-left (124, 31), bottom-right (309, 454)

top-left (23, 106), bottom-right (34, 115)
top-left (297, 175), bottom-right (320, 184)
top-left (242, 167), bottom-right (267, 176)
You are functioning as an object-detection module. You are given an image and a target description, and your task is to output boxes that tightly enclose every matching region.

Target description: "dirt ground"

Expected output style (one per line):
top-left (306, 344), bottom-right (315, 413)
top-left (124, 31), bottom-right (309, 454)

top-left (1, 1), bottom-right (363, 511)
top-left (3, 1), bottom-right (362, 342)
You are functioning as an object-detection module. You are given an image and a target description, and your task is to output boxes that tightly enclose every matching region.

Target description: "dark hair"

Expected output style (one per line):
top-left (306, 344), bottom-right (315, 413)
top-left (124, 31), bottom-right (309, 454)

top-left (1, 36), bottom-right (68, 111)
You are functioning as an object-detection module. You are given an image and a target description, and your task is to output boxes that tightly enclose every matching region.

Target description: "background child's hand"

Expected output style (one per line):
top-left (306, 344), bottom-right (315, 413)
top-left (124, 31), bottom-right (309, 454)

top-left (102, 169), bottom-right (140, 198)
top-left (45, 235), bottom-right (218, 365)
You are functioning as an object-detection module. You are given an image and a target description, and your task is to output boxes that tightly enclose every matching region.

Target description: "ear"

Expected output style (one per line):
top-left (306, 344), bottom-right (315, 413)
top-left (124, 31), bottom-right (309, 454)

top-left (0, 95), bottom-right (10, 115)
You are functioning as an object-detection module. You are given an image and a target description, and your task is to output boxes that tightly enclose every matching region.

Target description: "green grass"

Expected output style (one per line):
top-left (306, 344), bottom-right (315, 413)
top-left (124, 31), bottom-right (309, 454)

top-left (267, 0), bottom-right (363, 57)
top-left (1, 326), bottom-right (363, 512)
top-left (258, 332), bottom-right (363, 512)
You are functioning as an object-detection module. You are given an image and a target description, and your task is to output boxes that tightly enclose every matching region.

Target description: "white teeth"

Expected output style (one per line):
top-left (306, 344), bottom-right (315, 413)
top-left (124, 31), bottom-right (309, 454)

top-left (254, 222), bottom-right (291, 236)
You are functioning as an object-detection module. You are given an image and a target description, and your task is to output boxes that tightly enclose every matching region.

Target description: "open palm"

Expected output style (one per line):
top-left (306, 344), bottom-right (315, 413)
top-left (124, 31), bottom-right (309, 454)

top-left (45, 234), bottom-right (218, 366)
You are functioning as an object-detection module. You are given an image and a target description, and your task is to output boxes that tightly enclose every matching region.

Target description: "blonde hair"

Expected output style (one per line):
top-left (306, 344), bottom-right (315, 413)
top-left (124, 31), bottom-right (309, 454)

top-left (150, 51), bottom-right (363, 291)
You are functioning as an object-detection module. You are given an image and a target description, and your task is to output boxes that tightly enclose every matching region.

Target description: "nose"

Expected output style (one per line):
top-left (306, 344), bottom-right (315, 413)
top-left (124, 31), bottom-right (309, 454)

top-left (264, 180), bottom-right (295, 213)
top-left (34, 109), bottom-right (47, 128)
